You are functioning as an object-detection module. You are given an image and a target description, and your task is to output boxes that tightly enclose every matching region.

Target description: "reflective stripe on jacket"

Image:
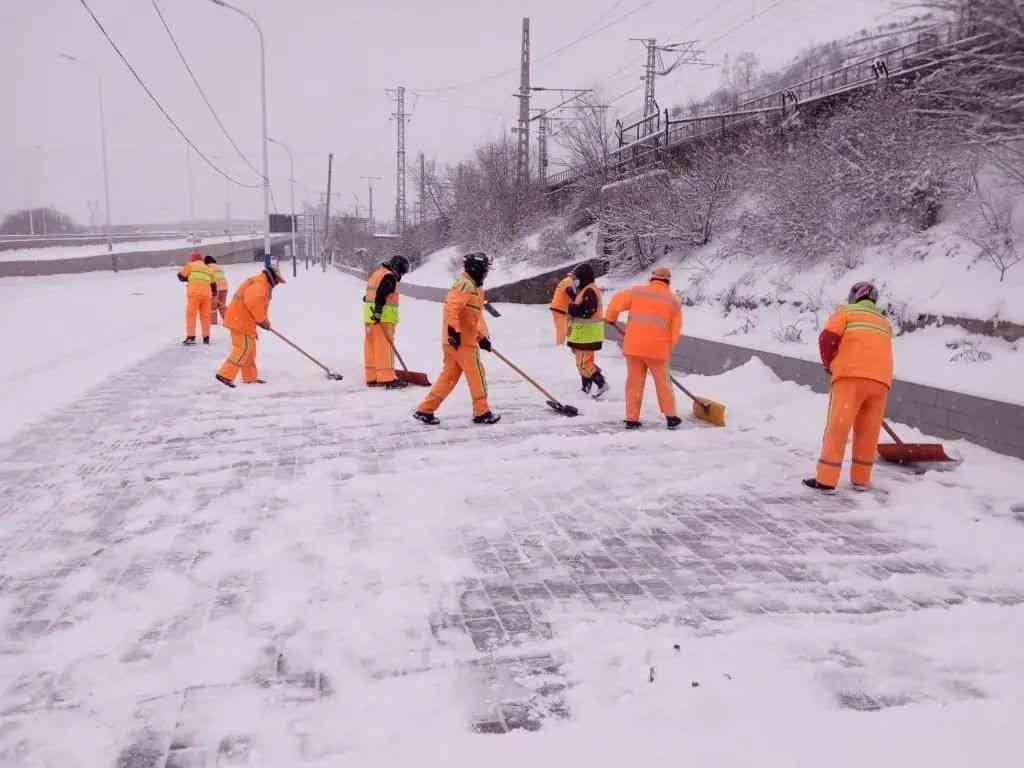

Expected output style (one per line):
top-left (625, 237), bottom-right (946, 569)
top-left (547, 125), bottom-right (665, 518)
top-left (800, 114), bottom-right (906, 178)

top-left (605, 280), bottom-right (682, 361)
top-left (363, 266), bottom-right (400, 324)
top-left (211, 264), bottom-right (228, 292)
top-left (567, 284), bottom-right (605, 350)
top-left (824, 300), bottom-right (893, 387)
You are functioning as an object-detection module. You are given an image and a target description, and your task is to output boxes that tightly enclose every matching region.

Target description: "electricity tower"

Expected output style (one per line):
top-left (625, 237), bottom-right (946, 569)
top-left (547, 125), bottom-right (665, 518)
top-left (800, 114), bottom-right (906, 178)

top-left (386, 86), bottom-right (411, 234)
top-left (630, 38), bottom-right (707, 133)
top-left (360, 175), bottom-right (382, 234)
top-left (514, 18), bottom-right (531, 186)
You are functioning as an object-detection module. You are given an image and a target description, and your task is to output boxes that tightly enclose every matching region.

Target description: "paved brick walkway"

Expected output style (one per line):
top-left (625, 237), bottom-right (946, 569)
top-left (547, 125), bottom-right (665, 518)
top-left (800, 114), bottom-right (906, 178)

top-left (0, 339), bottom-right (1020, 763)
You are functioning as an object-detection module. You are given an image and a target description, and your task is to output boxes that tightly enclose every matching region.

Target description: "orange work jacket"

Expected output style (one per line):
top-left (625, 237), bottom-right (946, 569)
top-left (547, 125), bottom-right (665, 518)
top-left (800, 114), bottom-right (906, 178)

top-left (549, 274), bottom-right (574, 314)
top-left (823, 300), bottom-right (894, 388)
top-left (224, 273), bottom-right (272, 337)
top-left (443, 273), bottom-right (488, 348)
top-left (605, 279), bottom-right (682, 361)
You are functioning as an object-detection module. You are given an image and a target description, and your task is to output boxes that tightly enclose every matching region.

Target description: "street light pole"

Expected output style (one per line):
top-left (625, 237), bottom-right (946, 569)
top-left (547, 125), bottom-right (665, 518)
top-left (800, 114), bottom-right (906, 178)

top-left (60, 54), bottom-right (112, 254)
top-left (208, 0), bottom-right (271, 269)
top-left (268, 137), bottom-right (297, 278)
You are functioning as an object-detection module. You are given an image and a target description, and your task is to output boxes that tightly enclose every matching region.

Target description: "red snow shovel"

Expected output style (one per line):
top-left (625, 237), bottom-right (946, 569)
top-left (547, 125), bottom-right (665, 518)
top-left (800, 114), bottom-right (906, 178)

top-left (269, 328), bottom-right (344, 381)
top-left (383, 333), bottom-right (431, 387)
top-left (877, 421), bottom-right (955, 464)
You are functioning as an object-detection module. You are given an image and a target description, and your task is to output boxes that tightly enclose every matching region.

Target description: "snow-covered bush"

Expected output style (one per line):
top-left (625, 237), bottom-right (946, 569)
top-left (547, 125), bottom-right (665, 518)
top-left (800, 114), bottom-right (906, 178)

top-left (727, 310), bottom-right (760, 337)
top-left (535, 226), bottom-right (574, 266)
top-left (947, 339), bottom-right (993, 363)
top-left (773, 315), bottom-right (811, 344)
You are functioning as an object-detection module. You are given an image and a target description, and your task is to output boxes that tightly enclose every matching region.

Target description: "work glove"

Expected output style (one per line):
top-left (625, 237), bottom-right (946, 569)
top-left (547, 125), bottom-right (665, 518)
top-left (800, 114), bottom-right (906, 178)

top-left (447, 326), bottom-right (461, 350)
top-left (478, 337), bottom-right (492, 352)
top-left (565, 286), bottom-right (577, 301)
top-left (177, 274), bottom-right (188, 283)
top-left (370, 307), bottom-right (382, 324)
top-left (258, 320), bottom-right (271, 331)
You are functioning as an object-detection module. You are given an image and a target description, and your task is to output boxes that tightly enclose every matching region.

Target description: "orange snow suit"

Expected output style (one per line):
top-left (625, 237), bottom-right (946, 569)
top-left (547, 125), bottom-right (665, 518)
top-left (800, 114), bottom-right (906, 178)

top-left (209, 264), bottom-right (228, 326)
top-left (815, 300), bottom-right (894, 487)
top-left (549, 274), bottom-right (574, 345)
top-left (179, 258), bottom-right (214, 338)
top-left (605, 275), bottom-right (682, 421)
top-left (416, 273), bottom-right (492, 417)
top-left (363, 266), bottom-right (401, 385)
top-left (218, 273), bottom-right (273, 384)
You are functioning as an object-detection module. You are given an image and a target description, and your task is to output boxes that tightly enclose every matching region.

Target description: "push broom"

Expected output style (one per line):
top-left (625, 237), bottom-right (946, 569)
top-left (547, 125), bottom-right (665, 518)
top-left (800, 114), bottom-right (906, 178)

top-left (383, 333), bottom-right (431, 387)
top-left (269, 329), bottom-right (344, 381)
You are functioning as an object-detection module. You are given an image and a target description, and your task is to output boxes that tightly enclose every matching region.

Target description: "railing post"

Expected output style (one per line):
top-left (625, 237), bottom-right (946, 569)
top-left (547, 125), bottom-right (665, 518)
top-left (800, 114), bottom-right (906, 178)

top-left (664, 108), bottom-right (670, 148)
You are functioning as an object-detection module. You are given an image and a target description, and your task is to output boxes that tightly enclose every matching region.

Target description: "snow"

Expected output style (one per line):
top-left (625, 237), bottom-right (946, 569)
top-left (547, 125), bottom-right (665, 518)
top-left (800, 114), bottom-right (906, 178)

top-left (0, 268), bottom-right (1021, 766)
top-left (0, 234), bottom-right (249, 262)
top-left (600, 221), bottom-right (1024, 404)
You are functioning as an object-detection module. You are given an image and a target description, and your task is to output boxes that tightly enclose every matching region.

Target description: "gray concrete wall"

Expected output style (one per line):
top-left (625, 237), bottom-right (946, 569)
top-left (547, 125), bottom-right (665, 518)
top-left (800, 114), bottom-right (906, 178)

top-left (485, 259), bottom-right (608, 304)
top-left (0, 236), bottom-right (290, 278)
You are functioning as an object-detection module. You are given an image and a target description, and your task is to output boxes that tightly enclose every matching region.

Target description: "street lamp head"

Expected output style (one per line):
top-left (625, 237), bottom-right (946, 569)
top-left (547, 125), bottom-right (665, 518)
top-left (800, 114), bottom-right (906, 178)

top-left (59, 53), bottom-right (78, 62)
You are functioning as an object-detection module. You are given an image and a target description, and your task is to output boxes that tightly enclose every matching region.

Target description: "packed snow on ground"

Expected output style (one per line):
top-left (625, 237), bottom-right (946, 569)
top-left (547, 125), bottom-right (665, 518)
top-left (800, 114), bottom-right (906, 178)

top-left (600, 221), bottom-right (1024, 404)
top-left (0, 234), bottom-right (252, 262)
top-left (0, 266), bottom-right (1022, 766)
top-left (408, 223), bottom-right (599, 288)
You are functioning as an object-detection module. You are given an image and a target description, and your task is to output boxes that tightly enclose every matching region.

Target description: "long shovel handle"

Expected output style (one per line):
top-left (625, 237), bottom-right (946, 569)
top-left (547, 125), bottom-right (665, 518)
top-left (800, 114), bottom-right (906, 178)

top-left (269, 328), bottom-right (332, 374)
top-left (489, 348), bottom-right (561, 404)
top-left (381, 328), bottom-right (409, 372)
top-left (610, 321), bottom-right (700, 406)
top-left (881, 420), bottom-right (905, 446)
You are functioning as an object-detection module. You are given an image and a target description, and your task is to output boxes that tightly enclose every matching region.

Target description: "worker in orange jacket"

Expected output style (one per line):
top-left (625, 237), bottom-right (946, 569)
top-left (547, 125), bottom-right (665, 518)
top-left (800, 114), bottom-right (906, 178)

top-left (565, 262), bottom-right (609, 399)
top-left (804, 281), bottom-right (893, 491)
top-left (549, 272), bottom-right (574, 345)
top-left (215, 266), bottom-right (286, 388)
top-left (178, 252), bottom-right (215, 345)
top-left (413, 252), bottom-right (500, 425)
top-left (605, 266), bottom-right (683, 430)
top-left (363, 255), bottom-right (410, 389)
top-left (205, 256), bottom-right (228, 327)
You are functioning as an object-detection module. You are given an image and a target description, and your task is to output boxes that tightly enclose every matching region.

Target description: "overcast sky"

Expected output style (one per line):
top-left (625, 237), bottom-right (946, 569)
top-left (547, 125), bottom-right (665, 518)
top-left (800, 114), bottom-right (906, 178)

top-left (2, 0), bottom-right (904, 228)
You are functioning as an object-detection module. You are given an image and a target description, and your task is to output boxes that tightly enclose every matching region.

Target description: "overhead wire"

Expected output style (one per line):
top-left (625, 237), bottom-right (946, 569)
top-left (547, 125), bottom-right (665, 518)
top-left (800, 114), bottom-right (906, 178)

top-left (150, 0), bottom-right (262, 181)
top-left (77, 0), bottom-right (260, 189)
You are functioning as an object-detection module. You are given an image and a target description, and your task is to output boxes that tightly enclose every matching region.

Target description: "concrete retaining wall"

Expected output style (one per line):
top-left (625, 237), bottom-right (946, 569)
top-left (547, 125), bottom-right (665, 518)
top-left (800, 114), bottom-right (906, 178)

top-left (0, 236), bottom-right (290, 278)
top-left (485, 259), bottom-right (608, 304)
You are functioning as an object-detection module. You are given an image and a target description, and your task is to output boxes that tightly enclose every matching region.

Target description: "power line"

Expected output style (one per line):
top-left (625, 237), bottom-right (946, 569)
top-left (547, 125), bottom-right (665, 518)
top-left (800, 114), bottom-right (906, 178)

top-left (150, 0), bottom-right (262, 181)
top-left (77, 0), bottom-right (260, 189)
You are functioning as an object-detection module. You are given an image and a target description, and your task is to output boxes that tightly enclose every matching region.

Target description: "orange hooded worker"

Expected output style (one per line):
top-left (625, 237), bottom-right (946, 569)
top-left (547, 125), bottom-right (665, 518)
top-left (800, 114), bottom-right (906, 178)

top-left (363, 255), bottom-right (410, 389)
top-left (804, 281), bottom-right (893, 492)
top-left (549, 272), bottom-right (574, 345)
top-left (565, 262), bottom-right (609, 399)
top-left (605, 266), bottom-right (683, 430)
top-left (178, 252), bottom-right (215, 345)
top-left (215, 265), bottom-right (286, 388)
top-left (205, 255), bottom-right (228, 327)
top-left (413, 252), bottom-right (500, 425)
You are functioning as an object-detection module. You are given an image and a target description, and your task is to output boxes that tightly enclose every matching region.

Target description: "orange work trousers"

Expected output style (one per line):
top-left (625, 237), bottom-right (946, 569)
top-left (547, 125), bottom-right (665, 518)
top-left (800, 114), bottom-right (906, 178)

top-left (210, 293), bottom-right (227, 326)
top-left (186, 288), bottom-right (212, 338)
top-left (217, 331), bottom-right (259, 384)
top-left (816, 377), bottom-right (889, 488)
top-left (417, 345), bottom-right (491, 417)
top-left (625, 356), bottom-right (677, 422)
top-left (551, 310), bottom-right (568, 346)
top-left (574, 349), bottom-right (599, 378)
top-left (364, 323), bottom-right (397, 384)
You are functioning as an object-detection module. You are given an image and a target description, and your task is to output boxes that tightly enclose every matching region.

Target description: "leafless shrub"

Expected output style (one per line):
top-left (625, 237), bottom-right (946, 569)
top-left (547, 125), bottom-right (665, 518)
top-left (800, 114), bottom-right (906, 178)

top-left (961, 169), bottom-right (1023, 282)
top-left (727, 310), bottom-right (760, 336)
top-left (773, 315), bottom-right (811, 343)
top-left (947, 339), bottom-right (993, 362)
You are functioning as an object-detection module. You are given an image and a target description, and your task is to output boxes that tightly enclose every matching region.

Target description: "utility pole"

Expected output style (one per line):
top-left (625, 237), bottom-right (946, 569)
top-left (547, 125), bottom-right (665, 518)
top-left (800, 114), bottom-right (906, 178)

top-left (638, 38), bottom-right (658, 124)
top-left (185, 142), bottom-right (196, 232)
top-left (537, 116), bottom-right (548, 185)
top-left (360, 175), bottom-right (382, 235)
top-left (515, 17), bottom-right (531, 186)
top-left (419, 153), bottom-right (426, 226)
top-left (386, 86), bottom-right (410, 234)
top-left (630, 38), bottom-right (707, 135)
top-left (322, 152), bottom-right (333, 273)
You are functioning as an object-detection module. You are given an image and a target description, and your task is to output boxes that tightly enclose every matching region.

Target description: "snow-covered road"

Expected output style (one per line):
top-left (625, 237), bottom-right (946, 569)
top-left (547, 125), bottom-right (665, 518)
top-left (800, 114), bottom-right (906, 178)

top-left (0, 268), bottom-right (1022, 766)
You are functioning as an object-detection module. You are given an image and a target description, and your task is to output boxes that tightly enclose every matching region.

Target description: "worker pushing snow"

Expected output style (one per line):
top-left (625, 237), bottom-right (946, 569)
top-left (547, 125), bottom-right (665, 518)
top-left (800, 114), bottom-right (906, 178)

top-left (605, 266), bottom-right (683, 430)
top-left (363, 255), bottom-right (410, 389)
top-left (215, 266), bottom-right (286, 388)
top-left (413, 252), bottom-right (500, 426)
top-left (548, 271), bottom-right (574, 346)
top-left (205, 256), bottom-right (228, 327)
top-left (805, 281), bottom-right (893, 492)
top-left (565, 262), bottom-right (609, 399)
top-left (178, 252), bottom-right (215, 345)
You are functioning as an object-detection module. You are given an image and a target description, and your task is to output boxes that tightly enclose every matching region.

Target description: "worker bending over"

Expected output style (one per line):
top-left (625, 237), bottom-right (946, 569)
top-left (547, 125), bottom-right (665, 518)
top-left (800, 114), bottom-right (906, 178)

top-left (414, 252), bottom-right (500, 425)
top-left (566, 262), bottom-right (609, 399)
top-left (216, 266), bottom-right (286, 388)
top-left (363, 255), bottom-right (410, 389)
top-left (805, 281), bottom-right (893, 491)
top-left (178, 252), bottom-right (214, 345)
top-left (605, 266), bottom-right (683, 429)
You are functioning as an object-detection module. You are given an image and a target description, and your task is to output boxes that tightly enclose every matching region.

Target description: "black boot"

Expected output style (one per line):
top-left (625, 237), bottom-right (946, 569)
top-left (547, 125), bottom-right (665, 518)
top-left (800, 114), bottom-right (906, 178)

top-left (802, 478), bottom-right (836, 492)
top-left (183, 336), bottom-right (196, 346)
top-left (413, 411), bottom-right (440, 425)
top-left (591, 371), bottom-right (609, 400)
top-left (624, 420), bottom-right (641, 430)
top-left (202, 336), bottom-right (210, 345)
top-left (385, 379), bottom-right (409, 390)
top-left (581, 376), bottom-right (593, 394)
top-left (215, 374), bottom-right (236, 388)
top-left (473, 411), bottom-right (502, 425)
top-left (666, 416), bottom-right (682, 430)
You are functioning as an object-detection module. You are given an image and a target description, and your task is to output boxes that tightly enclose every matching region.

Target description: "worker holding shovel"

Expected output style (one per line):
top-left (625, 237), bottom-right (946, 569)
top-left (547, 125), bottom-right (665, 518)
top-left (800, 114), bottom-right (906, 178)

top-left (566, 262), bottom-right (609, 399)
top-left (363, 255), bottom-right (410, 389)
top-left (605, 266), bottom-right (683, 430)
top-left (804, 281), bottom-right (893, 492)
top-left (215, 265), bottom-right (286, 388)
top-left (413, 252), bottom-right (501, 426)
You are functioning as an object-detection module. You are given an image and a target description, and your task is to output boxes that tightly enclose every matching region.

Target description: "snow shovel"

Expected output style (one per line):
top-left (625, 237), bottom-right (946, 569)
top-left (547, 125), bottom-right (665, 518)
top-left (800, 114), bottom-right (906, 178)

top-left (487, 347), bottom-right (579, 417)
top-left (382, 332), bottom-right (430, 387)
top-left (877, 421), bottom-right (955, 464)
top-left (611, 322), bottom-right (725, 427)
top-left (268, 328), bottom-right (344, 381)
